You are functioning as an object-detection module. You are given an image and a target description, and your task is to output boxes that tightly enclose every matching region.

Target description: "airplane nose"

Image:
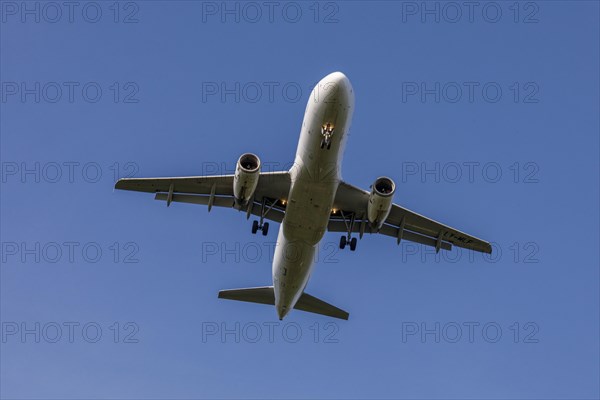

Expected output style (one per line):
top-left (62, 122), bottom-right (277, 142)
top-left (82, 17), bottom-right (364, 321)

top-left (324, 71), bottom-right (350, 90)
top-left (318, 71), bottom-right (352, 103)
top-left (327, 71), bottom-right (349, 85)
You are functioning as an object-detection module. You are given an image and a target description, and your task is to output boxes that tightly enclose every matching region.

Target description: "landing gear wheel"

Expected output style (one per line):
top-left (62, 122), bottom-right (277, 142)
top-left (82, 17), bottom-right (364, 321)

top-left (262, 222), bottom-right (269, 236)
top-left (339, 235), bottom-right (347, 249)
top-left (251, 220), bottom-right (259, 234)
top-left (350, 237), bottom-right (357, 251)
top-left (320, 139), bottom-right (325, 149)
top-left (327, 141), bottom-right (332, 150)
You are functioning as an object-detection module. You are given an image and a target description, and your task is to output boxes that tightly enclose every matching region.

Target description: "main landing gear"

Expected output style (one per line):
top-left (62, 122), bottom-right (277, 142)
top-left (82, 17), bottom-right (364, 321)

top-left (252, 220), bottom-right (269, 236)
top-left (339, 235), bottom-right (357, 251)
top-left (337, 210), bottom-right (358, 251)
top-left (250, 197), bottom-right (276, 236)
top-left (320, 123), bottom-right (334, 150)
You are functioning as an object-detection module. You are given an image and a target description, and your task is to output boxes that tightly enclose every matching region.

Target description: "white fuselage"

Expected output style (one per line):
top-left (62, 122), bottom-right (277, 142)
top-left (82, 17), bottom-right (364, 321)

top-left (273, 72), bottom-right (354, 319)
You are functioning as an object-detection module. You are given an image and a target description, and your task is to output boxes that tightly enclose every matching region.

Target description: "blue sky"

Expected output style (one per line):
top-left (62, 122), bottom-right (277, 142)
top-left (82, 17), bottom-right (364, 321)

top-left (1, 1), bottom-right (599, 399)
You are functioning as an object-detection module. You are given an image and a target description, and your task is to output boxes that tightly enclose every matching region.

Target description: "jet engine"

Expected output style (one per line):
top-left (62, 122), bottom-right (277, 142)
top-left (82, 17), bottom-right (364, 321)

top-left (233, 153), bottom-right (261, 207)
top-left (367, 176), bottom-right (396, 230)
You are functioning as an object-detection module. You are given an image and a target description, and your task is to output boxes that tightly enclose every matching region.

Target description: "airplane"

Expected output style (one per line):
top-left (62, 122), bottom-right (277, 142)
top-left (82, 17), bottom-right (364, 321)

top-left (115, 71), bottom-right (492, 321)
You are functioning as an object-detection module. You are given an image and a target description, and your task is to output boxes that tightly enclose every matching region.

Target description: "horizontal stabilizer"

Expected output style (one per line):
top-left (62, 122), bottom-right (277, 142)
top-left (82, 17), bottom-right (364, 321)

top-left (218, 286), bottom-right (275, 305)
top-left (218, 287), bottom-right (349, 320)
top-left (295, 292), bottom-right (349, 320)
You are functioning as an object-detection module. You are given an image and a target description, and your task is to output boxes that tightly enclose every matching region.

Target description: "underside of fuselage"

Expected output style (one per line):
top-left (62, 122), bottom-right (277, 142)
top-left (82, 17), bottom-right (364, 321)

top-left (272, 71), bottom-right (355, 320)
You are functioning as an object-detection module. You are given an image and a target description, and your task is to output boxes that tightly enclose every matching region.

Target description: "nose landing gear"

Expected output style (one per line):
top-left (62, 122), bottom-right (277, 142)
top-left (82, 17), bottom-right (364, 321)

top-left (320, 123), bottom-right (334, 150)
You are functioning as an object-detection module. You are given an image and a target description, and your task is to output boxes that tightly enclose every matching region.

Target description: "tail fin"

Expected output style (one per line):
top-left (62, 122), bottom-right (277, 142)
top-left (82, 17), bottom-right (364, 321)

top-left (218, 287), bottom-right (349, 320)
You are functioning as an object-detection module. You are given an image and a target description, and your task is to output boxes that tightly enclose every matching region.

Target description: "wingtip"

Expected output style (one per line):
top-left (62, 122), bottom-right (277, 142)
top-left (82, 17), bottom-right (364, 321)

top-left (485, 243), bottom-right (493, 254)
top-left (114, 178), bottom-right (130, 190)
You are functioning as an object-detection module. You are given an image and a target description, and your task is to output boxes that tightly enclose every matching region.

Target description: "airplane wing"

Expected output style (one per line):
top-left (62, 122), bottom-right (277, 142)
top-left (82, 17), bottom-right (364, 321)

top-left (115, 171), bottom-right (291, 223)
top-left (329, 181), bottom-right (492, 254)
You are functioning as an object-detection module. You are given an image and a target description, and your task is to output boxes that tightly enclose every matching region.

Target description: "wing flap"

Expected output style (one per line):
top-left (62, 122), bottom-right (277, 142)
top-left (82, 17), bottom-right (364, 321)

top-left (154, 193), bottom-right (285, 222)
top-left (155, 193), bottom-right (234, 208)
top-left (379, 223), bottom-right (452, 251)
top-left (327, 220), bottom-right (452, 251)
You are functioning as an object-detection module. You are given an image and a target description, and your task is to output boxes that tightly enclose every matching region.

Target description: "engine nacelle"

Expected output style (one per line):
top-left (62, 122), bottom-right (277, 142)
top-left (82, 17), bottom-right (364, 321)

top-left (234, 153), bottom-right (261, 207)
top-left (367, 176), bottom-right (396, 230)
